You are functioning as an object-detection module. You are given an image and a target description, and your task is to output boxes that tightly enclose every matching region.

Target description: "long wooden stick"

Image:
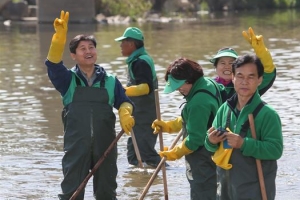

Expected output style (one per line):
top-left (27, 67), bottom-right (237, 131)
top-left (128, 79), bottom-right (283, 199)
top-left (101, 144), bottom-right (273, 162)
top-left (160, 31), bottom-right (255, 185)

top-left (131, 129), bottom-right (144, 168)
top-left (69, 130), bottom-right (125, 200)
top-left (248, 114), bottom-right (267, 200)
top-left (139, 130), bottom-right (183, 200)
top-left (154, 89), bottom-right (168, 200)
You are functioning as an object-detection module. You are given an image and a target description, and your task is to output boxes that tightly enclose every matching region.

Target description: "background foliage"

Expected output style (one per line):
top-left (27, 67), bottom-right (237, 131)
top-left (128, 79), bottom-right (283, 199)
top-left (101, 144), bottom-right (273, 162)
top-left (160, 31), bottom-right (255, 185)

top-left (94, 0), bottom-right (300, 19)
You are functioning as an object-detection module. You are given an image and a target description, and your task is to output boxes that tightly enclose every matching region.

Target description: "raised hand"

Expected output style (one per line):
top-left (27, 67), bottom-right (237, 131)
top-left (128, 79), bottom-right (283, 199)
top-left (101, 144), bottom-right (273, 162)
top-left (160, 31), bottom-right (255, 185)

top-left (47, 10), bottom-right (70, 63)
top-left (242, 27), bottom-right (275, 73)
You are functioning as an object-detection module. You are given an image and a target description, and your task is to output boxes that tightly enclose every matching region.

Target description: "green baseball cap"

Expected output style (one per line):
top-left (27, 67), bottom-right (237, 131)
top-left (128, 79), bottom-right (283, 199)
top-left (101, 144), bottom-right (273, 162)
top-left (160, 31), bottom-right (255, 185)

top-left (114, 27), bottom-right (144, 41)
top-left (163, 75), bottom-right (186, 94)
top-left (209, 48), bottom-right (238, 64)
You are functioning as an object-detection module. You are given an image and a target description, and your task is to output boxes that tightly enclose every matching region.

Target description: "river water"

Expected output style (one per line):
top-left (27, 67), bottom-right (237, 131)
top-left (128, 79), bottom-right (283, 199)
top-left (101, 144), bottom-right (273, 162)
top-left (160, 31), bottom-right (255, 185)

top-left (1, 10), bottom-right (300, 200)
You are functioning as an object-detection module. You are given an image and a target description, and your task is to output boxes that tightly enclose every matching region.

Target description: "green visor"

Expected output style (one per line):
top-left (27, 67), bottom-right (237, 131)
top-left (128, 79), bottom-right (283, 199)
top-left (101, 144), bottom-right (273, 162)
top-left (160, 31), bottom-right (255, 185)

top-left (209, 48), bottom-right (238, 64)
top-left (163, 75), bottom-right (186, 94)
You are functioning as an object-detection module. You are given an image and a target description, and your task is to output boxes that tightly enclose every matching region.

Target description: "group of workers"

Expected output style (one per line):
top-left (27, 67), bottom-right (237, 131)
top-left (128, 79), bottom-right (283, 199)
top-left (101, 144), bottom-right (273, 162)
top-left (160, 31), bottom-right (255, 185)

top-left (45, 10), bottom-right (283, 200)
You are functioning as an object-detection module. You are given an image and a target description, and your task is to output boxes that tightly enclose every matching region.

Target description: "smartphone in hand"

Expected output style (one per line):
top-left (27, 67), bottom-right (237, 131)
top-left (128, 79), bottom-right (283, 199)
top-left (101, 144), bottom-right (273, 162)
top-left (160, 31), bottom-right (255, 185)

top-left (217, 127), bottom-right (231, 149)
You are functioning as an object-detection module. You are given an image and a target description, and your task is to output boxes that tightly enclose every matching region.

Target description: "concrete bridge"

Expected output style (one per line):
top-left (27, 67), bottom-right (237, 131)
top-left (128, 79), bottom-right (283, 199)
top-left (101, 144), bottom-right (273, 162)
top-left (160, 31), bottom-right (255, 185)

top-left (0, 0), bottom-right (96, 23)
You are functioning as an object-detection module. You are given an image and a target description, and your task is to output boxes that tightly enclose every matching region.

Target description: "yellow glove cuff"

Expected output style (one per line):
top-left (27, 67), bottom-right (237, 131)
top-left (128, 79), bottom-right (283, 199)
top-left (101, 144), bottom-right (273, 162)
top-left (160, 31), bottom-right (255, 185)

top-left (159, 139), bottom-right (193, 161)
top-left (180, 139), bottom-right (193, 155)
top-left (125, 83), bottom-right (149, 97)
top-left (257, 48), bottom-right (275, 73)
top-left (168, 116), bottom-right (182, 133)
top-left (47, 41), bottom-right (66, 63)
top-left (118, 102), bottom-right (134, 135)
top-left (119, 102), bottom-right (133, 114)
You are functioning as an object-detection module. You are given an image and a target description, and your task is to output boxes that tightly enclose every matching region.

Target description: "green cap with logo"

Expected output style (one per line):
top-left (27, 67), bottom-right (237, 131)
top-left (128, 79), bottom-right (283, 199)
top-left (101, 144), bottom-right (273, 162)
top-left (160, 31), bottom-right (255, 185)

top-left (209, 48), bottom-right (238, 64)
top-left (163, 75), bottom-right (186, 94)
top-left (115, 27), bottom-right (144, 41)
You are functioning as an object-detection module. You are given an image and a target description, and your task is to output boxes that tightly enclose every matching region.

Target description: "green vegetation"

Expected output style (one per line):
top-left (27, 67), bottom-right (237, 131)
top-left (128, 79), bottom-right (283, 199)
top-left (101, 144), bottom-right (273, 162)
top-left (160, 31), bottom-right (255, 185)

top-left (95, 0), bottom-right (300, 20)
top-left (100, 0), bottom-right (152, 20)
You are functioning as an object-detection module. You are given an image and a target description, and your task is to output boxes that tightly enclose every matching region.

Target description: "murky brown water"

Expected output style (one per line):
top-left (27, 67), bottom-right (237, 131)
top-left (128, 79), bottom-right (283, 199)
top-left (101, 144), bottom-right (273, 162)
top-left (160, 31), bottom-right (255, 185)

top-left (1, 10), bottom-right (300, 200)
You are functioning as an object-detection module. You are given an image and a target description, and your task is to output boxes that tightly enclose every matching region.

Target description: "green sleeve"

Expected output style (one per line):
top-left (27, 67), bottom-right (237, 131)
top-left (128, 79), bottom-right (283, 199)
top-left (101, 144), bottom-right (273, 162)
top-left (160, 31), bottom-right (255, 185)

top-left (258, 70), bottom-right (276, 95)
top-left (184, 95), bottom-right (217, 151)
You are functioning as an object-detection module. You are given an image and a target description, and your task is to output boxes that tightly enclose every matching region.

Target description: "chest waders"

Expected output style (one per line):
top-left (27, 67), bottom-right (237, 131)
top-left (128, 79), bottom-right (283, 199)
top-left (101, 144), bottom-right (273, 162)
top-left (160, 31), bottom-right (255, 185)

top-left (182, 125), bottom-right (217, 200)
top-left (126, 68), bottom-right (161, 167)
top-left (182, 121), bottom-right (217, 200)
top-left (181, 85), bottom-right (222, 200)
top-left (217, 102), bottom-right (277, 200)
top-left (59, 78), bottom-right (118, 200)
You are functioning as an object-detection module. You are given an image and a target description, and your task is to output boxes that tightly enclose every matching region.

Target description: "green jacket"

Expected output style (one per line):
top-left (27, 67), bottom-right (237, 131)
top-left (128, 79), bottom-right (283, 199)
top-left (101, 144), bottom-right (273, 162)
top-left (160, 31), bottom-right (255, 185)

top-left (182, 77), bottom-right (223, 151)
top-left (205, 91), bottom-right (283, 160)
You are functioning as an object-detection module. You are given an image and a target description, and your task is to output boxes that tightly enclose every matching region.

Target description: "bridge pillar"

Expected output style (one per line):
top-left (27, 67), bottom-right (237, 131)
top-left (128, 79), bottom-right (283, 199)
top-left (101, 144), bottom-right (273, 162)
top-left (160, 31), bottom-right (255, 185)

top-left (37, 0), bottom-right (95, 23)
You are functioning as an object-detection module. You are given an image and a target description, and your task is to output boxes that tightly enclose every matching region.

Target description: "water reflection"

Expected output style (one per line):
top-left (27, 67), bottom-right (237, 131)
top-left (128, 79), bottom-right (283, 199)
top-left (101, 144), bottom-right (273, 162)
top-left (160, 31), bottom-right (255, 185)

top-left (1, 10), bottom-right (300, 199)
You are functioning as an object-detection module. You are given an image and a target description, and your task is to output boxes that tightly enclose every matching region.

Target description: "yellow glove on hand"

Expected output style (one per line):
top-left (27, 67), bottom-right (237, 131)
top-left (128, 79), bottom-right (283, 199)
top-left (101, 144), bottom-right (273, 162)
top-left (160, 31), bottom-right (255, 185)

top-left (47, 10), bottom-right (69, 63)
top-left (125, 83), bottom-right (149, 97)
top-left (159, 139), bottom-right (193, 161)
top-left (242, 27), bottom-right (275, 73)
top-left (118, 102), bottom-right (135, 135)
top-left (151, 116), bottom-right (182, 134)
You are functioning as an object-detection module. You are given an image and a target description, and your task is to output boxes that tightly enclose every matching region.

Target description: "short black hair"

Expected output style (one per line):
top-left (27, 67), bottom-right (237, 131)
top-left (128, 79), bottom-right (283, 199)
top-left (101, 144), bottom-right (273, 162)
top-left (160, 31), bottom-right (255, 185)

top-left (232, 54), bottom-right (264, 78)
top-left (165, 57), bottom-right (204, 84)
top-left (124, 38), bottom-right (144, 49)
top-left (69, 34), bottom-right (97, 54)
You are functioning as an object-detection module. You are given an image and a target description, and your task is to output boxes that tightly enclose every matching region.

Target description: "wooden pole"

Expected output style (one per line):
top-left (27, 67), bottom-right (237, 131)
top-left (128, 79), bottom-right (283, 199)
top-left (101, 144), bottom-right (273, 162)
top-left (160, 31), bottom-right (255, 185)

top-left (69, 130), bottom-right (125, 200)
top-left (154, 89), bottom-right (168, 200)
top-left (139, 130), bottom-right (183, 200)
top-left (131, 129), bottom-right (144, 168)
top-left (248, 114), bottom-right (267, 200)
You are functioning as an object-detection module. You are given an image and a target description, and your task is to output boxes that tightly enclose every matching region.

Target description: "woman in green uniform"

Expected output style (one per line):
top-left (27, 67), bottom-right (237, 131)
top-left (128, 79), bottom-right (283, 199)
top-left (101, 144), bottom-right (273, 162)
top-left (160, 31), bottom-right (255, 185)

top-left (152, 58), bottom-right (224, 199)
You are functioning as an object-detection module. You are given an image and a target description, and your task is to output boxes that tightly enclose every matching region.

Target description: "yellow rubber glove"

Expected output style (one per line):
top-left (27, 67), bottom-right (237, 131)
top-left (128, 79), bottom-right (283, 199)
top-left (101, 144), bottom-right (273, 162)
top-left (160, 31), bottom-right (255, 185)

top-left (242, 27), bottom-right (275, 73)
top-left (125, 83), bottom-right (149, 97)
top-left (212, 127), bottom-right (233, 170)
top-left (47, 10), bottom-right (69, 63)
top-left (212, 141), bottom-right (233, 170)
top-left (118, 102), bottom-right (135, 135)
top-left (151, 116), bottom-right (182, 134)
top-left (159, 139), bottom-right (193, 161)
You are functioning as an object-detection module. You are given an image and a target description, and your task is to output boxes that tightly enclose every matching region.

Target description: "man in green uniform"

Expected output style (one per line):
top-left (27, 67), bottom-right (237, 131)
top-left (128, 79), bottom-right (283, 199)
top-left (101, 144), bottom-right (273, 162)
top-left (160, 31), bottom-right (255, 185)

top-left (45, 11), bottom-right (135, 200)
top-left (115, 27), bottom-right (161, 167)
top-left (152, 58), bottom-right (224, 199)
top-left (205, 54), bottom-right (283, 200)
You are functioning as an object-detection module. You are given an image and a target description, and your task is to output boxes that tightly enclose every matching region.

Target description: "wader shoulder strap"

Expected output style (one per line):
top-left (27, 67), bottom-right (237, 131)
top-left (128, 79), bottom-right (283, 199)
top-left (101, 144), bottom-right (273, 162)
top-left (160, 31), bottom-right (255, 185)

top-left (226, 109), bottom-right (231, 128)
top-left (179, 88), bottom-right (217, 109)
top-left (240, 101), bottom-right (266, 137)
top-left (75, 75), bottom-right (82, 86)
top-left (208, 79), bottom-right (223, 106)
top-left (192, 87), bottom-right (221, 129)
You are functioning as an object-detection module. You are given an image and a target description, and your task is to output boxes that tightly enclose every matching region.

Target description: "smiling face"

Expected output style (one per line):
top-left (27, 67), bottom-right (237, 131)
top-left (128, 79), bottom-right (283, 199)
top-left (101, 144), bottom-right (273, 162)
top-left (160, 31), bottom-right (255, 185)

top-left (70, 40), bottom-right (97, 68)
top-left (232, 63), bottom-right (262, 99)
top-left (215, 56), bottom-right (236, 81)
